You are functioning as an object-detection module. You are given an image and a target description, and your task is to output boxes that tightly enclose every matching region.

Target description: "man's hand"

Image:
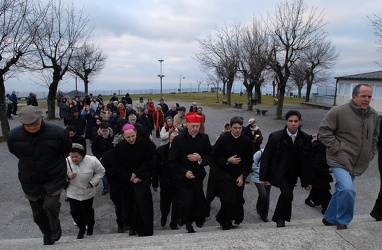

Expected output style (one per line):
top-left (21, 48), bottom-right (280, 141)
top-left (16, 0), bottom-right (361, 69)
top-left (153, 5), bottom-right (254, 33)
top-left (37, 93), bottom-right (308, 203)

top-left (228, 155), bottom-right (241, 165)
top-left (153, 187), bottom-right (158, 192)
top-left (130, 173), bottom-right (136, 182)
top-left (187, 153), bottom-right (201, 162)
top-left (236, 174), bottom-right (244, 187)
top-left (260, 181), bottom-right (267, 187)
top-left (131, 177), bottom-right (142, 184)
top-left (86, 182), bottom-right (93, 189)
top-left (185, 170), bottom-right (195, 179)
top-left (305, 185), bottom-right (312, 190)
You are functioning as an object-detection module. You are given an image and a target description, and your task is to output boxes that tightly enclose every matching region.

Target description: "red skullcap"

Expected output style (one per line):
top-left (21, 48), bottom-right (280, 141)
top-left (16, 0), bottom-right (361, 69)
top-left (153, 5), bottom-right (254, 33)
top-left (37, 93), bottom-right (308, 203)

top-left (122, 124), bottom-right (135, 131)
top-left (185, 112), bottom-right (203, 123)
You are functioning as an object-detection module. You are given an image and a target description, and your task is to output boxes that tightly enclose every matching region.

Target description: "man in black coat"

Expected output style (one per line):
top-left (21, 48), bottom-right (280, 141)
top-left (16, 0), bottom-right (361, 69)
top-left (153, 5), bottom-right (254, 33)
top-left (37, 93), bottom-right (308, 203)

top-left (7, 106), bottom-right (71, 245)
top-left (260, 110), bottom-right (313, 228)
top-left (153, 130), bottom-right (180, 230)
top-left (169, 112), bottom-right (213, 233)
top-left (113, 124), bottom-right (155, 237)
top-left (213, 116), bottom-right (253, 230)
top-left (67, 109), bottom-right (86, 137)
top-left (66, 125), bottom-right (86, 153)
top-left (91, 122), bottom-right (114, 195)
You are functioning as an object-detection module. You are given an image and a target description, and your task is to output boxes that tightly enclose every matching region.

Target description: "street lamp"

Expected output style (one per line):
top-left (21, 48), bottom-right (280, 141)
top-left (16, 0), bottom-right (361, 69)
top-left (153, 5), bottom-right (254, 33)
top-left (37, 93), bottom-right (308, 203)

top-left (157, 60), bottom-right (164, 98)
top-left (179, 74), bottom-right (185, 93)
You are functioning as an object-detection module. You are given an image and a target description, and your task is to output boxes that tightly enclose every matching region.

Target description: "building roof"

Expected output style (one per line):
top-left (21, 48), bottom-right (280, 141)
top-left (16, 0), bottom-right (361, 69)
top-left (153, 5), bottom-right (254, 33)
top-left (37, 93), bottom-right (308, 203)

top-left (335, 71), bottom-right (382, 80)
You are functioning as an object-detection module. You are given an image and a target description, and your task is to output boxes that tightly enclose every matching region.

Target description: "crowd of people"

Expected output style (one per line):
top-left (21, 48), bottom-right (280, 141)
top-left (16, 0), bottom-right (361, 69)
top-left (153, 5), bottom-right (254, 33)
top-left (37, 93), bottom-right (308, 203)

top-left (6, 84), bottom-right (382, 246)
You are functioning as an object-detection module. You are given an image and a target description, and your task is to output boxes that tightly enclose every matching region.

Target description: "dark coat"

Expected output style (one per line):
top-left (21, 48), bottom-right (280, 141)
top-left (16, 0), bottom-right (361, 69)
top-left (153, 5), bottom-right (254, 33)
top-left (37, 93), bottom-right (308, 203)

top-left (153, 143), bottom-right (173, 188)
top-left (91, 129), bottom-right (114, 160)
top-left (114, 138), bottom-right (155, 236)
top-left (260, 127), bottom-right (312, 188)
top-left (101, 149), bottom-right (121, 201)
top-left (311, 140), bottom-right (333, 190)
top-left (213, 133), bottom-right (253, 223)
top-left (70, 134), bottom-right (87, 154)
top-left (68, 115), bottom-right (86, 136)
top-left (244, 125), bottom-right (263, 154)
top-left (169, 132), bottom-right (213, 226)
top-left (7, 121), bottom-right (71, 196)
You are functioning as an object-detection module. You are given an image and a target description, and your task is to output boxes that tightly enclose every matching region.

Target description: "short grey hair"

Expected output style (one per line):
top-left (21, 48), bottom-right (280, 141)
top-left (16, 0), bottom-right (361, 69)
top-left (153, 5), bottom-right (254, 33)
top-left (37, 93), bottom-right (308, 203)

top-left (352, 84), bottom-right (372, 96)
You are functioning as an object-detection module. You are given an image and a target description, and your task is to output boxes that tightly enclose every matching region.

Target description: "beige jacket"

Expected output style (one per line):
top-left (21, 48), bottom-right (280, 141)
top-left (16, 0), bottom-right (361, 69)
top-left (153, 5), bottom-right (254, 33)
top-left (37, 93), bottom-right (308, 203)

top-left (319, 100), bottom-right (380, 176)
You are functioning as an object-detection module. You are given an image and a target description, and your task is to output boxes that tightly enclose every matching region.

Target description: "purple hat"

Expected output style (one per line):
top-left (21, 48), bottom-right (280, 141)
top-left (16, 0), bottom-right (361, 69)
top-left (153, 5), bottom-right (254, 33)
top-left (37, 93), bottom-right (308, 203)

top-left (122, 124), bottom-right (135, 131)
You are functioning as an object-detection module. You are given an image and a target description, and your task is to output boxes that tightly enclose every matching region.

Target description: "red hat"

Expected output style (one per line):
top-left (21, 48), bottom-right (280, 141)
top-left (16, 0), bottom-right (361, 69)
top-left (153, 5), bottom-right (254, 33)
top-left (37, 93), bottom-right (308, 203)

top-left (185, 112), bottom-right (203, 123)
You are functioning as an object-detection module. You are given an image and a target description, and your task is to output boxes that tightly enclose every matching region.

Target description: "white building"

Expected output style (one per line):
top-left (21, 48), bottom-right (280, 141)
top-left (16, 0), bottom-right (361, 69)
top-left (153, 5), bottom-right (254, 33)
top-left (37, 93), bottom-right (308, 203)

top-left (335, 71), bottom-right (382, 113)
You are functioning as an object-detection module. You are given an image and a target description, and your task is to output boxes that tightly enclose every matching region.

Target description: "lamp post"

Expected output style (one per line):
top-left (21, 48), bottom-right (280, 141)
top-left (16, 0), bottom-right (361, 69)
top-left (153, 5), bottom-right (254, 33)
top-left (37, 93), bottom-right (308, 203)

top-left (157, 60), bottom-right (164, 98)
top-left (179, 74), bottom-right (185, 93)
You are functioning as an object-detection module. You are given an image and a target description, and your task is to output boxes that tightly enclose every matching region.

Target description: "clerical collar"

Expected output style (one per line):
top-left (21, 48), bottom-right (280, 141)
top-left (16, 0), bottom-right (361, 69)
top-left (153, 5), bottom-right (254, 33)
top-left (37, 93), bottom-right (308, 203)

top-left (231, 132), bottom-right (240, 139)
top-left (188, 132), bottom-right (197, 138)
top-left (286, 129), bottom-right (298, 137)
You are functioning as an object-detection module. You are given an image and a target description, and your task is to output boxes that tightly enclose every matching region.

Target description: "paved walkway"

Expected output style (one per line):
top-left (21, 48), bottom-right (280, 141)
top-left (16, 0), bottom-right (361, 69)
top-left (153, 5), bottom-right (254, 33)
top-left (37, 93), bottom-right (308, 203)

top-left (0, 102), bottom-right (381, 249)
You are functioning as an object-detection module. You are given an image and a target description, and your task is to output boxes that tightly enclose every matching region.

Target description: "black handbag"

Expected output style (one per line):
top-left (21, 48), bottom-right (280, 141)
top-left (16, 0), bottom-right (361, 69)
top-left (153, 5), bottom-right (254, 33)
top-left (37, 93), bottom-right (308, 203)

top-left (64, 158), bottom-right (73, 190)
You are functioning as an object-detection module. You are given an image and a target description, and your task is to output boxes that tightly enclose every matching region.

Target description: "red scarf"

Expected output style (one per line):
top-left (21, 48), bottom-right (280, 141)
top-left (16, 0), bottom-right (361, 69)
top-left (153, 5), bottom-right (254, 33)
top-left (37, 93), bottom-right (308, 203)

top-left (165, 124), bottom-right (175, 131)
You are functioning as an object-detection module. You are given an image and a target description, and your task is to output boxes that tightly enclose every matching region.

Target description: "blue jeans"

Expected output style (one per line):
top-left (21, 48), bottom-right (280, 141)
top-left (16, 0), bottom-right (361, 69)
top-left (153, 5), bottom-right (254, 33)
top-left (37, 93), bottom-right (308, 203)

top-left (324, 167), bottom-right (356, 225)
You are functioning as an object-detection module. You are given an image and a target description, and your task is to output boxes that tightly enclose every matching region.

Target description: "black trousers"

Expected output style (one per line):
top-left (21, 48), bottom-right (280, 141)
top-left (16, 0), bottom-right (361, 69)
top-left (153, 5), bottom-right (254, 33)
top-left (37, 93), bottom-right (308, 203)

top-left (69, 197), bottom-right (94, 230)
top-left (272, 178), bottom-right (295, 222)
top-left (28, 194), bottom-right (61, 235)
top-left (160, 181), bottom-right (179, 224)
top-left (306, 188), bottom-right (332, 211)
top-left (206, 163), bottom-right (220, 204)
top-left (111, 195), bottom-right (128, 229)
top-left (12, 103), bottom-right (17, 114)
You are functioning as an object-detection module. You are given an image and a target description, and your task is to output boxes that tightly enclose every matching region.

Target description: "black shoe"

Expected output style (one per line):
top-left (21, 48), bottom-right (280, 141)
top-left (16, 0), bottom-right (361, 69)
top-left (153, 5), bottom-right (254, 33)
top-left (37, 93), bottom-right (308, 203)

top-left (370, 210), bottom-right (382, 221)
top-left (322, 218), bottom-right (335, 226)
top-left (276, 219), bottom-right (285, 228)
top-left (43, 233), bottom-right (54, 245)
top-left (161, 217), bottom-right (167, 227)
top-left (170, 222), bottom-right (179, 230)
top-left (101, 190), bottom-right (108, 195)
top-left (337, 224), bottom-right (347, 230)
top-left (260, 215), bottom-right (269, 222)
top-left (129, 229), bottom-right (137, 236)
top-left (305, 199), bottom-right (315, 207)
top-left (76, 228), bottom-right (86, 239)
top-left (51, 221), bottom-right (62, 242)
top-left (222, 221), bottom-right (234, 230)
top-left (186, 224), bottom-right (195, 233)
top-left (87, 226), bottom-right (93, 236)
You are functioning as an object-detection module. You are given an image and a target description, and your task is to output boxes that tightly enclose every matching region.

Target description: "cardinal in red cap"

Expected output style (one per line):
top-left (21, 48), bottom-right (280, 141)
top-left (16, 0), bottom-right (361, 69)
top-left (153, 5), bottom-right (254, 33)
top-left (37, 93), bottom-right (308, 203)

top-left (185, 112), bottom-right (203, 123)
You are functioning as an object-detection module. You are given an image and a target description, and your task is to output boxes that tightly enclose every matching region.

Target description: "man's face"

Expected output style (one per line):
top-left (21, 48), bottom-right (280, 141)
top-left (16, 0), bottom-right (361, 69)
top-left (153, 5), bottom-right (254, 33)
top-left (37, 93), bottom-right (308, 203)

top-left (352, 85), bottom-right (373, 110)
top-left (286, 115), bottom-right (300, 134)
top-left (73, 112), bottom-right (79, 117)
top-left (68, 131), bottom-right (75, 137)
top-left (231, 123), bottom-right (242, 137)
top-left (171, 105), bottom-right (177, 111)
top-left (187, 122), bottom-right (200, 136)
top-left (169, 132), bottom-right (178, 143)
top-left (123, 129), bottom-right (137, 144)
top-left (100, 128), bottom-right (110, 138)
top-left (23, 117), bottom-right (42, 134)
top-left (178, 110), bottom-right (185, 117)
top-left (197, 109), bottom-right (202, 115)
top-left (129, 118), bottom-right (136, 125)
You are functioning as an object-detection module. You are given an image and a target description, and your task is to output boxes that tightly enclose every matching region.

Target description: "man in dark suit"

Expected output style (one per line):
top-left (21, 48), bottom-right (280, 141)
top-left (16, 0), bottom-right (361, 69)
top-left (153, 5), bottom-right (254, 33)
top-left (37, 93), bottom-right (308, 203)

top-left (169, 112), bottom-right (213, 233)
top-left (260, 110), bottom-right (312, 228)
top-left (153, 130), bottom-right (180, 230)
top-left (213, 116), bottom-right (253, 230)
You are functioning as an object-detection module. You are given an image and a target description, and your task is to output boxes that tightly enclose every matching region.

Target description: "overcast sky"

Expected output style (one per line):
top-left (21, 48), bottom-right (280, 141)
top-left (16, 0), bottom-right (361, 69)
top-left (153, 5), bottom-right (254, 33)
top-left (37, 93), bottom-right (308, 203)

top-left (5, 0), bottom-right (382, 93)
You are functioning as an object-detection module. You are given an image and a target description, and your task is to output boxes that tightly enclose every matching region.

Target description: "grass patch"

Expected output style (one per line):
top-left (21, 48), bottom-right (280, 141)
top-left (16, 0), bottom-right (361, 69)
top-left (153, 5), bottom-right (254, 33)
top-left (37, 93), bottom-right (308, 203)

top-left (28, 93), bottom-right (310, 110)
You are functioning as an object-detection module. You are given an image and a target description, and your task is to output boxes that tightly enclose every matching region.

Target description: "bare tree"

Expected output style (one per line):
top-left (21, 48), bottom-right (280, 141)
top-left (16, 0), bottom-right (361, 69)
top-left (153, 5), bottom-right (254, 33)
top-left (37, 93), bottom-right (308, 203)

top-left (69, 42), bottom-right (107, 95)
top-left (268, 0), bottom-right (325, 118)
top-left (239, 18), bottom-right (271, 105)
top-left (290, 61), bottom-right (306, 98)
top-left (195, 23), bottom-right (240, 104)
top-left (31, 0), bottom-right (91, 119)
top-left (206, 71), bottom-right (221, 103)
top-left (0, 0), bottom-right (42, 138)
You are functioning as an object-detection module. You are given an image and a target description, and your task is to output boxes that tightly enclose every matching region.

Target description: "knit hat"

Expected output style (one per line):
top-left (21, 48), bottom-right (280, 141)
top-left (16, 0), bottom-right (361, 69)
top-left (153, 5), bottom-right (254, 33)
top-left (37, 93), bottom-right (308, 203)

top-left (247, 118), bottom-right (256, 126)
top-left (18, 106), bottom-right (43, 125)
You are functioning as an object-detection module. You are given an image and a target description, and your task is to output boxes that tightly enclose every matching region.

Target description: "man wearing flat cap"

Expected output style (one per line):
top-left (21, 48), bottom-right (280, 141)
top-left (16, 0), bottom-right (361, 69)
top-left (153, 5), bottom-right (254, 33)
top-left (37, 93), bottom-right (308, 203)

top-left (169, 112), bottom-right (213, 233)
top-left (7, 106), bottom-right (72, 245)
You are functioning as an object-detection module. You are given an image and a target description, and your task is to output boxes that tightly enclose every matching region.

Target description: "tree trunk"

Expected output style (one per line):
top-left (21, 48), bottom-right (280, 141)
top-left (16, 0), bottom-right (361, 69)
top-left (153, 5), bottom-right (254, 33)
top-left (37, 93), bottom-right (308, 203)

top-left (276, 83), bottom-right (286, 119)
top-left (305, 72), bottom-right (314, 102)
top-left (84, 78), bottom-right (89, 95)
top-left (226, 79), bottom-right (234, 104)
top-left (0, 76), bottom-right (10, 138)
top-left (222, 82), bottom-right (226, 95)
top-left (298, 86), bottom-right (302, 98)
top-left (255, 84), bottom-right (262, 104)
